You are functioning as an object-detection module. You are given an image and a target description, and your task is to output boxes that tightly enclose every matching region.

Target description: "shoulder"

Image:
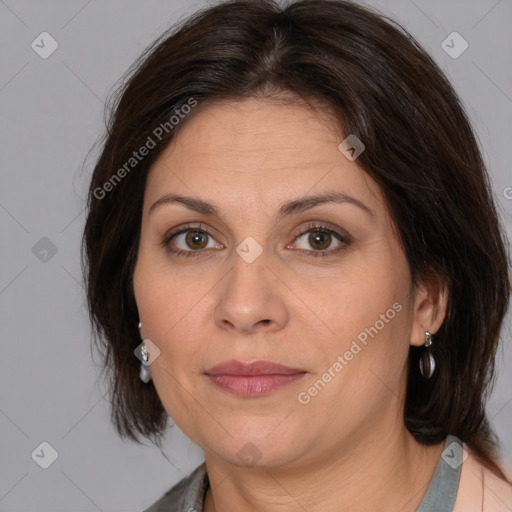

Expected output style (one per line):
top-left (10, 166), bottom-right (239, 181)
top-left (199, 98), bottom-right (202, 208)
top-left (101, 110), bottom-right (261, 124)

top-left (454, 444), bottom-right (512, 512)
top-left (142, 462), bottom-right (208, 512)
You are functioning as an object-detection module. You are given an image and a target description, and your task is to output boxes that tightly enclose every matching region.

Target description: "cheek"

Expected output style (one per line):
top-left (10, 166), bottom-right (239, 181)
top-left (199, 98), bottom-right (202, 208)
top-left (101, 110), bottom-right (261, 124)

top-left (134, 238), bottom-right (178, 321)
top-left (323, 264), bottom-right (402, 331)
top-left (309, 247), bottom-right (412, 378)
top-left (303, 289), bottom-right (411, 432)
top-left (133, 253), bottom-right (212, 373)
top-left (133, 259), bottom-right (205, 418)
top-left (133, 247), bottom-right (177, 352)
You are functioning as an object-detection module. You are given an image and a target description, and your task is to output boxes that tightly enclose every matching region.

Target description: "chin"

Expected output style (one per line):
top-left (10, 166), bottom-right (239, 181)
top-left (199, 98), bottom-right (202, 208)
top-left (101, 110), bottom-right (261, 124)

top-left (201, 420), bottom-right (309, 468)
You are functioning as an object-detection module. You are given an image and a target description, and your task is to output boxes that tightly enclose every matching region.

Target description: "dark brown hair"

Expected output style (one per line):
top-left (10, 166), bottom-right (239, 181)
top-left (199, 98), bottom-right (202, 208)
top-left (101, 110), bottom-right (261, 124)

top-left (82, 0), bottom-right (511, 480)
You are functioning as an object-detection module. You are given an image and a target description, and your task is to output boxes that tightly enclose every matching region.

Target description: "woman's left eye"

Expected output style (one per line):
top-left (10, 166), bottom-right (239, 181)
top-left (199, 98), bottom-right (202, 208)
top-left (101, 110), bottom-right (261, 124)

top-left (290, 224), bottom-right (348, 257)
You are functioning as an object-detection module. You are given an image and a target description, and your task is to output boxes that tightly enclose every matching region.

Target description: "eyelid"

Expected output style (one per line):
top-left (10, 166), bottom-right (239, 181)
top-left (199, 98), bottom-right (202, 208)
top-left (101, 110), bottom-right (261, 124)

top-left (163, 222), bottom-right (208, 242)
top-left (291, 221), bottom-right (350, 242)
top-left (161, 222), bottom-right (224, 252)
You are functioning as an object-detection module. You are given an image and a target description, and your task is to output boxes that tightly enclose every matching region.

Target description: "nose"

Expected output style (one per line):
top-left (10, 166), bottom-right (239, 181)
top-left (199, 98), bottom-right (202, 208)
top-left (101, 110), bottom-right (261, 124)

top-left (213, 249), bottom-right (290, 335)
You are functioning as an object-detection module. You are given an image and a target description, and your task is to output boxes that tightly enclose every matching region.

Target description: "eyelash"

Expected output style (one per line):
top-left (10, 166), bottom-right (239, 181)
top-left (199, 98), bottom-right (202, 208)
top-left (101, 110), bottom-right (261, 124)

top-left (161, 222), bottom-right (349, 259)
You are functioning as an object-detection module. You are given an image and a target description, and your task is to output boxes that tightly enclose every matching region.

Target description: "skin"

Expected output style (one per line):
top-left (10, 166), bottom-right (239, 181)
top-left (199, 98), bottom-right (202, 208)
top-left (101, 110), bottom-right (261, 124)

top-left (133, 96), bottom-right (449, 512)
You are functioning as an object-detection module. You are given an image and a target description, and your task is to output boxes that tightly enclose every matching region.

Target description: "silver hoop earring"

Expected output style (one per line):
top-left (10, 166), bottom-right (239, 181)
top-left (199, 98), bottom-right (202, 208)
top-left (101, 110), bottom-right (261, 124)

top-left (137, 321), bottom-right (152, 383)
top-left (139, 343), bottom-right (152, 383)
top-left (419, 331), bottom-right (435, 379)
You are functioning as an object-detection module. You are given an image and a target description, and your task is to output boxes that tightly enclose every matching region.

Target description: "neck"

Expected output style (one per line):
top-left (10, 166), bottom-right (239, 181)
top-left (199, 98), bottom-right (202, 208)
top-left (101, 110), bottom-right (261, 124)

top-left (203, 421), bottom-right (445, 512)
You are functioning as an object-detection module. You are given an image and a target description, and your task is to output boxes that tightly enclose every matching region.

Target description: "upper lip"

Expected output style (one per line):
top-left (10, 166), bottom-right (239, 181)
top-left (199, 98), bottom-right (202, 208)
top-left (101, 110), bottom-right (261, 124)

top-left (205, 360), bottom-right (305, 376)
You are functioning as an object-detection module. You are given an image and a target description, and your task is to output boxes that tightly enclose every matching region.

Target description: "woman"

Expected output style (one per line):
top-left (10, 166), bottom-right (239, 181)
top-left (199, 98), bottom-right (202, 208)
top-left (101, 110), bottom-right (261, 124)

top-left (82, 0), bottom-right (512, 510)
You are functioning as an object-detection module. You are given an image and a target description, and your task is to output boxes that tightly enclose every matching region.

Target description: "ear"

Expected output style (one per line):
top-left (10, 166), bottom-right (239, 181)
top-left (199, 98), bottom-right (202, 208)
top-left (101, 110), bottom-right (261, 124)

top-left (410, 273), bottom-right (449, 347)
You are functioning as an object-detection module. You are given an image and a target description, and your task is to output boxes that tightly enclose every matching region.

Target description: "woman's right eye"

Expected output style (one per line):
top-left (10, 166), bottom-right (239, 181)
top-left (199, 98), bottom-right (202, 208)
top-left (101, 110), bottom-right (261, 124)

top-left (162, 225), bottom-right (224, 258)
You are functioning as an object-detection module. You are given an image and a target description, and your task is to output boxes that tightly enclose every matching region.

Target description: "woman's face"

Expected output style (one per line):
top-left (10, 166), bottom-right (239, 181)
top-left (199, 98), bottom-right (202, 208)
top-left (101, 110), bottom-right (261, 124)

top-left (133, 97), bottom-right (431, 468)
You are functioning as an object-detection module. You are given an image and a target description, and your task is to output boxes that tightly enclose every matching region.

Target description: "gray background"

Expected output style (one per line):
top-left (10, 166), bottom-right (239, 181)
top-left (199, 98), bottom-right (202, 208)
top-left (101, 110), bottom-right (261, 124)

top-left (0, 0), bottom-right (511, 510)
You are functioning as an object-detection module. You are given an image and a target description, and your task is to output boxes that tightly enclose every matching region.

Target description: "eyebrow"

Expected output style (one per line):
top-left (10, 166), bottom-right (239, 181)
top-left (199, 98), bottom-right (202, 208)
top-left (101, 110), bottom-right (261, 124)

top-left (148, 191), bottom-right (374, 220)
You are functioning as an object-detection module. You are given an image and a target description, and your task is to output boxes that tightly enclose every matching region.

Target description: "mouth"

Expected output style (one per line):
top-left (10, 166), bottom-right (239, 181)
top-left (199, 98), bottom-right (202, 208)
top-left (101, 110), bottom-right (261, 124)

top-left (204, 360), bottom-right (307, 397)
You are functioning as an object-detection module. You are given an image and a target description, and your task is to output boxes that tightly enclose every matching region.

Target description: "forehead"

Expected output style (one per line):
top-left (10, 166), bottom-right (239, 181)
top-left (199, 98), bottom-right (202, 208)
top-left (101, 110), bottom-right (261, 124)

top-left (144, 97), bottom-right (383, 215)
top-left (158, 97), bottom-right (342, 169)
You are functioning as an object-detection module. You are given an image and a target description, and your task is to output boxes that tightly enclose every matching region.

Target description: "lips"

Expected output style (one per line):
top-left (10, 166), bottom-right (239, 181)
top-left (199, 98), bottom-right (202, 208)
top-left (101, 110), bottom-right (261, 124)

top-left (205, 360), bottom-right (304, 376)
top-left (205, 360), bottom-right (306, 397)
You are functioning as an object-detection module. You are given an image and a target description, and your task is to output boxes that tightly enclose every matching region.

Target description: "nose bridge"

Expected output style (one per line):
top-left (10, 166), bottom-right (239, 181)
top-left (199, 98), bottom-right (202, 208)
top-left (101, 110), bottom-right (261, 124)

top-left (230, 244), bottom-right (268, 296)
top-left (214, 241), bottom-right (288, 333)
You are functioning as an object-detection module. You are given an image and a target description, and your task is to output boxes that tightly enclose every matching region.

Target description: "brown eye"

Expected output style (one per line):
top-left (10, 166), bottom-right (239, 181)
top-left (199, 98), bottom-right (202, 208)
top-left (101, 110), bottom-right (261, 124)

top-left (185, 230), bottom-right (209, 250)
top-left (163, 225), bottom-right (224, 257)
top-left (291, 223), bottom-right (349, 257)
top-left (308, 230), bottom-right (332, 250)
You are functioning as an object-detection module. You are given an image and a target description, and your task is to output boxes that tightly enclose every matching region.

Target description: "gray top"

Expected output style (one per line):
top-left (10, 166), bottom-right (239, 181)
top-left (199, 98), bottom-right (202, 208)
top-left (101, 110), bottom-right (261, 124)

top-left (143, 435), bottom-right (462, 511)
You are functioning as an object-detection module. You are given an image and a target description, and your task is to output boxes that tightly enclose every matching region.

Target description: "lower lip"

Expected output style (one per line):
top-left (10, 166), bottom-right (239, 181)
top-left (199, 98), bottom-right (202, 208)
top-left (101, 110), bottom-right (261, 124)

top-left (206, 373), bottom-right (306, 397)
